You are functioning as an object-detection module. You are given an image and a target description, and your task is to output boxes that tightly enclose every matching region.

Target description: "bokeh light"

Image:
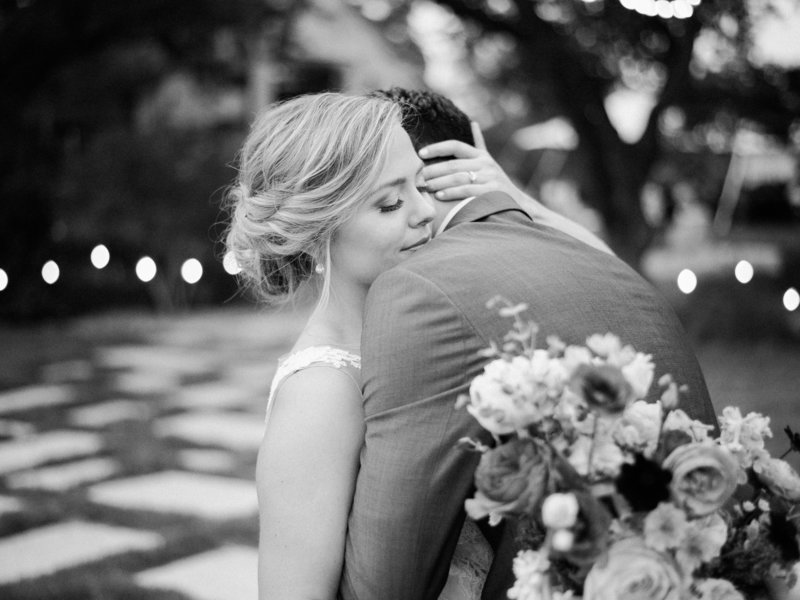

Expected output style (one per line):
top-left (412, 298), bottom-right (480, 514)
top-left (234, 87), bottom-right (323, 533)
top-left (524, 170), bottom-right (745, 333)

top-left (784, 287), bottom-right (800, 312)
top-left (677, 268), bottom-right (697, 294)
top-left (91, 244), bottom-right (110, 269)
top-left (734, 260), bottom-right (754, 284)
top-left (222, 251), bottom-right (241, 276)
top-left (181, 258), bottom-right (203, 284)
top-left (0, 268), bottom-right (7, 291)
top-left (135, 257), bottom-right (157, 283)
top-left (42, 261), bottom-right (60, 285)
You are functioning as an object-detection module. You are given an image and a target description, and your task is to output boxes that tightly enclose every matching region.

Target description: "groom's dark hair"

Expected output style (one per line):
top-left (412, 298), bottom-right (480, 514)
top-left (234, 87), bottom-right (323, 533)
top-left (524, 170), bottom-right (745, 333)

top-left (370, 87), bottom-right (473, 151)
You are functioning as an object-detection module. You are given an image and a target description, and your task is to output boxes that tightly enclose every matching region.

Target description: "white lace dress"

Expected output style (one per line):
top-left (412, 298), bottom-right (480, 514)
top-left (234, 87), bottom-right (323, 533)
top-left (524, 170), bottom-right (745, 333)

top-left (266, 345), bottom-right (493, 600)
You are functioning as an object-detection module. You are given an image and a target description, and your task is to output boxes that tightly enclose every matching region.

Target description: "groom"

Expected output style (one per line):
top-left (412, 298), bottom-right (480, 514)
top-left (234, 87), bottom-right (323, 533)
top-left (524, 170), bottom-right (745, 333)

top-left (340, 89), bottom-right (716, 600)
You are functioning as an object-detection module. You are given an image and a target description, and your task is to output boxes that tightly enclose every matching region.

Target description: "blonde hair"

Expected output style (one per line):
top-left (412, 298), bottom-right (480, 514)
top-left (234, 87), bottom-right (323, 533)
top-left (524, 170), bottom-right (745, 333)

top-left (223, 93), bottom-right (402, 305)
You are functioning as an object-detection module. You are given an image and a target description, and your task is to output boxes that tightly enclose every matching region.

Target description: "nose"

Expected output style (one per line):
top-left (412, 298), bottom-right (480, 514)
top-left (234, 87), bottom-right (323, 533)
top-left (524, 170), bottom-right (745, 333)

top-left (410, 187), bottom-right (436, 228)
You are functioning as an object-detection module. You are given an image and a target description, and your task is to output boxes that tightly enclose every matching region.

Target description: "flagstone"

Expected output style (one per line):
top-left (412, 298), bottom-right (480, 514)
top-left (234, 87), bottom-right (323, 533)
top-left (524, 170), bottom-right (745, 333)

top-left (87, 471), bottom-right (257, 520)
top-left (136, 545), bottom-right (257, 600)
top-left (0, 418), bottom-right (36, 439)
top-left (177, 448), bottom-right (239, 473)
top-left (0, 520), bottom-right (162, 585)
top-left (0, 494), bottom-right (23, 516)
top-left (68, 399), bottom-right (152, 428)
top-left (223, 362), bottom-right (275, 394)
top-left (154, 412), bottom-right (263, 452)
top-left (0, 430), bottom-right (103, 475)
top-left (6, 457), bottom-right (119, 491)
top-left (95, 345), bottom-right (218, 376)
top-left (0, 384), bottom-right (75, 416)
top-left (112, 370), bottom-right (181, 396)
top-left (166, 381), bottom-right (259, 411)
top-left (39, 359), bottom-right (94, 383)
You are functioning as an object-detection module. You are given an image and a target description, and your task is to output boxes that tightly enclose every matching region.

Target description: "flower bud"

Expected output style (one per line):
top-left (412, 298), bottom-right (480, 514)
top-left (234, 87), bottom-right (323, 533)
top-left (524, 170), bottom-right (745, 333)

top-left (541, 493), bottom-right (579, 529)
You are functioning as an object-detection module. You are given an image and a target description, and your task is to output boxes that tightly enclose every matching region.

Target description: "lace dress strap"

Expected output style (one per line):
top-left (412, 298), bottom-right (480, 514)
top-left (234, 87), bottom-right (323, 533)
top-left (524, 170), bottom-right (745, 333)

top-left (265, 345), bottom-right (361, 423)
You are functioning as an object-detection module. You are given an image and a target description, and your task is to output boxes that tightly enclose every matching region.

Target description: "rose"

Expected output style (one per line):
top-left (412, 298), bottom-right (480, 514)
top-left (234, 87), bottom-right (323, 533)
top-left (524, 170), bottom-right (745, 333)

top-left (662, 442), bottom-right (739, 516)
top-left (465, 437), bottom-right (549, 525)
top-left (583, 537), bottom-right (682, 600)
top-left (752, 456), bottom-right (800, 501)
top-left (569, 363), bottom-right (635, 414)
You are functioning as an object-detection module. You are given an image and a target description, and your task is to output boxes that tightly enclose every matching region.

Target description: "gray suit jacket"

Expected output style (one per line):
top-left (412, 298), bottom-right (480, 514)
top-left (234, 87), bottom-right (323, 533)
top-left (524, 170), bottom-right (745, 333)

top-left (341, 191), bottom-right (715, 600)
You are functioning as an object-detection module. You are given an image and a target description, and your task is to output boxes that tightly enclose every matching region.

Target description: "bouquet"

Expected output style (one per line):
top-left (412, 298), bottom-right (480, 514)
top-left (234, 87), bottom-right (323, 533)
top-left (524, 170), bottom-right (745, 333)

top-left (457, 296), bottom-right (800, 600)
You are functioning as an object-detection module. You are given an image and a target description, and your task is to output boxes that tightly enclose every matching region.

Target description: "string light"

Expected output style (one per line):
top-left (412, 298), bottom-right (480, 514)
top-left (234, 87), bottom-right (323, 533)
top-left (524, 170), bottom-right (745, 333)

top-left (734, 260), bottom-right (754, 284)
top-left (784, 288), bottom-right (800, 312)
top-left (618, 0), bottom-right (694, 18)
top-left (135, 257), bottom-right (157, 283)
top-left (181, 258), bottom-right (203, 284)
top-left (677, 268), bottom-right (697, 294)
top-left (91, 244), bottom-right (110, 269)
top-left (0, 268), bottom-right (8, 291)
top-left (222, 251), bottom-right (241, 276)
top-left (42, 261), bottom-right (60, 285)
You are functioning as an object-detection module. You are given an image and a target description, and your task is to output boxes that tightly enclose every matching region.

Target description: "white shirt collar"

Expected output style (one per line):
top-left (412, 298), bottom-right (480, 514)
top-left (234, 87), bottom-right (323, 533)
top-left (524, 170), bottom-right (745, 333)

top-left (436, 196), bottom-right (475, 236)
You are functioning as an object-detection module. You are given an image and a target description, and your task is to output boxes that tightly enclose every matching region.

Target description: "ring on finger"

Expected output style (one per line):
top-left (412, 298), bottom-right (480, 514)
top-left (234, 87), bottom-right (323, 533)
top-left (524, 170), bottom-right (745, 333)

top-left (467, 170), bottom-right (477, 184)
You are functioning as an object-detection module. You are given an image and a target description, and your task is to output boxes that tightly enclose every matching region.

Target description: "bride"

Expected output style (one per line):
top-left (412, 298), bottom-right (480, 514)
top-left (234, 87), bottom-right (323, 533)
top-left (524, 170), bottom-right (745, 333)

top-left (223, 91), bottom-right (608, 600)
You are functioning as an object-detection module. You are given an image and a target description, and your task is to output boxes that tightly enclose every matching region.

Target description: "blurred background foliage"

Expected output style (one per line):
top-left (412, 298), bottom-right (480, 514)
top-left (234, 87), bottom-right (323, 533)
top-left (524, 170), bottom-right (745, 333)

top-left (0, 0), bottom-right (798, 336)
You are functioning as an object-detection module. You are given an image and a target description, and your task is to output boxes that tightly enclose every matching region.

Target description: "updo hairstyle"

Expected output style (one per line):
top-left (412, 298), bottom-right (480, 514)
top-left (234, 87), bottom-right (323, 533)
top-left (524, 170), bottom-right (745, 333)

top-left (223, 93), bottom-right (402, 305)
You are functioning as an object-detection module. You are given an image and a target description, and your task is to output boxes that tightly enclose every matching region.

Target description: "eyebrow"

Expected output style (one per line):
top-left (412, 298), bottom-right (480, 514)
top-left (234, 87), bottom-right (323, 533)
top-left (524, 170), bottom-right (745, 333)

top-left (372, 162), bottom-right (425, 199)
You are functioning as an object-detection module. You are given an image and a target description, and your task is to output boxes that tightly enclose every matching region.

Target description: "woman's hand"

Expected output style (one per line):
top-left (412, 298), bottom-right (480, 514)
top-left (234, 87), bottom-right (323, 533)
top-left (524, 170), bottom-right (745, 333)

top-left (419, 122), bottom-right (529, 207)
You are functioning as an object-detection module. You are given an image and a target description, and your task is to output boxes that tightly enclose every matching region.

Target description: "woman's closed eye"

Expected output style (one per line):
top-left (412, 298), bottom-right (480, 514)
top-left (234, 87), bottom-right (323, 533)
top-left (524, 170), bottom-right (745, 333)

top-left (379, 198), bottom-right (405, 213)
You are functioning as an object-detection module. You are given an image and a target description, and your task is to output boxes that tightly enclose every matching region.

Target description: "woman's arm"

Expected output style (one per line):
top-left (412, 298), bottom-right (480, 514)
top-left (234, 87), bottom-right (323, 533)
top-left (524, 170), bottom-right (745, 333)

top-left (419, 124), bottom-right (614, 256)
top-left (256, 367), bottom-right (364, 600)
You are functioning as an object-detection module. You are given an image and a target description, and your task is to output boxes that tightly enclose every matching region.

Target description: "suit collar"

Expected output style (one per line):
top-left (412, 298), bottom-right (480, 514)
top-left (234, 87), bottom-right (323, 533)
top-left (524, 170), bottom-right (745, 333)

top-left (443, 191), bottom-right (531, 231)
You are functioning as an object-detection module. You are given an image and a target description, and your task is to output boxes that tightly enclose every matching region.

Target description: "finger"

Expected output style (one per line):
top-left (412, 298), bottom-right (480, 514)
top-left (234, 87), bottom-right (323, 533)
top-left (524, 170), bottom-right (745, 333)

top-left (422, 159), bottom-right (478, 181)
top-left (470, 121), bottom-right (487, 151)
top-left (419, 140), bottom-right (479, 160)
top-left (431, 184), bottom-right (490, 202)
top-left (424, 171), bottom-right (475, 192)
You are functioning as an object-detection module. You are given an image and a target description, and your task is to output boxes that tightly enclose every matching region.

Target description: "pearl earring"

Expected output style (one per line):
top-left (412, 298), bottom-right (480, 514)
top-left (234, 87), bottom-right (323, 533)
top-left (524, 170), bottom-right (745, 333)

top-left (315, 263), bottom-right (325, 275)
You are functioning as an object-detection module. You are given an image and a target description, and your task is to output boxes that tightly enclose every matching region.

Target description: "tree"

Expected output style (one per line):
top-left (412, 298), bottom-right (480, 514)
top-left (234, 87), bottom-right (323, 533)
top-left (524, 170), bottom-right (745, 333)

top-left (360, 0), bottom-right (798, 265)
top-left (0, 0), bottom-right (288, 315)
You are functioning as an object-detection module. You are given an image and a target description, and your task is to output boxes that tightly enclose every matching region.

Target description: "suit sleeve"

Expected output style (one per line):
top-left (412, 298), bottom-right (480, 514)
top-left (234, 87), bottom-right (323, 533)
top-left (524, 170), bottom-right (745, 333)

top-left (341, 266), bottom-right (490, 600)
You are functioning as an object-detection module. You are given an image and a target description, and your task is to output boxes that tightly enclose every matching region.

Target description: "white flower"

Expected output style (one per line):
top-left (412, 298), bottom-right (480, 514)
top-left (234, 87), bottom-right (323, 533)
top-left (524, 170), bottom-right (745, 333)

top-left (614, 400), bottom-right (662, 457)
top-left (551, 529), bottom-right (575, 552)
top-left (621, 352), bottom-right (655, 399)
top-left (718, 407), bottom-right (772, 470)
top-left (694, 578), bottom-right (745, 600)
top-left (562, 344), bottom-right (592, 374)
top-left (663, 409), bottom-right (714, 442)
top-left (507, 550), bottom-right (551, 600)
top-left (753, 456), bottom-right (800, 501)
top-left (568, 434), bottom-right (627, 478)
top-left (586, 333), bottom-right (623, 358)
top-left (542, 493), bottom-right (580, 529)
top-left (643, 502), bottom-right (689, 552)
top-left (466, 357), bottom-right (541, 435)
top-left (675, 513), bottom-right (728, 574)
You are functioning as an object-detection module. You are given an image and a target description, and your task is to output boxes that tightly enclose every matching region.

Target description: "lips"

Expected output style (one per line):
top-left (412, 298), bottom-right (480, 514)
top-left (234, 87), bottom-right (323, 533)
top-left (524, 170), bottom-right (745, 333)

top-left (402, 236), bottom-right (431, 251)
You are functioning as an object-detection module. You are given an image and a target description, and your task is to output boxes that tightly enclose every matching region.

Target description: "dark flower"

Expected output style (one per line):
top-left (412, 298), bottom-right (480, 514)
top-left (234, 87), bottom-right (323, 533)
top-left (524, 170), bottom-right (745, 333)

top-left (569, 364), bottom-right (634, 415)
top-left (768, 509), bottom-right (800, 562)
top-left (616, 453), bottom-right (672, 512)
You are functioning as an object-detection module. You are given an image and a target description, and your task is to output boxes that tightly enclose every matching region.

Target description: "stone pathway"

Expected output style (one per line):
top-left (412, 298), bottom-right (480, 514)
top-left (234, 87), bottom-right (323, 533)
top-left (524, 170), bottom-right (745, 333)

top-left (0, 307), bottom-right (307, 599)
